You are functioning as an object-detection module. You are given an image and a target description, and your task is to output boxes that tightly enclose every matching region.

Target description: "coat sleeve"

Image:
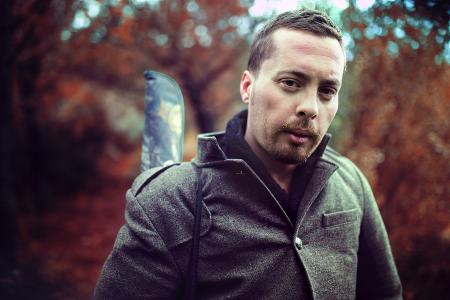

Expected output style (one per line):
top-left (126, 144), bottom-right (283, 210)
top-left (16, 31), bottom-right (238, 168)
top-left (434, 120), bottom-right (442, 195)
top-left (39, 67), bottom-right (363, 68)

top-left (355, 170), bottom-right (403, 300)
top-left (93, 189), bottom-right (182, 299)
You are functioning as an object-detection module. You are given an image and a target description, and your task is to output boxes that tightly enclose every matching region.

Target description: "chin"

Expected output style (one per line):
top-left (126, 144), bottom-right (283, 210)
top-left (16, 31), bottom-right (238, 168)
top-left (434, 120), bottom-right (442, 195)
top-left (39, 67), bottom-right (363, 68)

top-left (273, 148), bottom-right (311, 165)
top-left (283, 156), bottom-right (308, 165)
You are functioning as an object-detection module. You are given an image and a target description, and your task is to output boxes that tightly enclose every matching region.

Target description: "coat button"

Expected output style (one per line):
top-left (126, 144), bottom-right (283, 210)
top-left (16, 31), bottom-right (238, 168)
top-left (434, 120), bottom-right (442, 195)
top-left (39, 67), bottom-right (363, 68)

top-left (294, 237), bottom-right (303, 250)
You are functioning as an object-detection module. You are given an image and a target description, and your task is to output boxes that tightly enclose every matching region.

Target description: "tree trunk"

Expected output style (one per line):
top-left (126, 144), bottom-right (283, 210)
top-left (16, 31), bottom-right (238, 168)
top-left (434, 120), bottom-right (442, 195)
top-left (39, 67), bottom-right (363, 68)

top-left (17, 58), bottom-right (48, 218)
top-left (0, 0), bottom-right (18, 286)
top-left (182, 75), bottom-right (215, 134)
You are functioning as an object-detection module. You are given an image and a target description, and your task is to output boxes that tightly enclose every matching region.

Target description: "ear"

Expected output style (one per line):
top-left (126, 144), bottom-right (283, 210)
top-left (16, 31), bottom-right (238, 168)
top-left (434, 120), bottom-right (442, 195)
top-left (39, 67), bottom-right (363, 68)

top-left (240, 70), bottom-right (254, 104)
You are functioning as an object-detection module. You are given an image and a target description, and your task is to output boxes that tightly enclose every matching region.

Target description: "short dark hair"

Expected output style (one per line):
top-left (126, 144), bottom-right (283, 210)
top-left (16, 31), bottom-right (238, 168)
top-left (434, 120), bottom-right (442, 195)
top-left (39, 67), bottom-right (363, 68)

top-left (247, 9), bottom-right (343, 74)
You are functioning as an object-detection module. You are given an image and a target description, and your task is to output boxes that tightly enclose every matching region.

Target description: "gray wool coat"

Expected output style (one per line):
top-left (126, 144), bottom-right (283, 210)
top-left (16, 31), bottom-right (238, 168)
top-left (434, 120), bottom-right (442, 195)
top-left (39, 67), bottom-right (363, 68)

top-left (94, 132), bottom-right (402, 300)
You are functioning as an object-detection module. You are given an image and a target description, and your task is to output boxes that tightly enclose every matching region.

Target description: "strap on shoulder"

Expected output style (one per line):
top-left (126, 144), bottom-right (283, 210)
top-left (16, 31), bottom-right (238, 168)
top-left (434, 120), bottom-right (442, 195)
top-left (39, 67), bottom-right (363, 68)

top-left (184, 164), bottom-right (203, 300)
top-left (131, 163), bottom-right (180, 197)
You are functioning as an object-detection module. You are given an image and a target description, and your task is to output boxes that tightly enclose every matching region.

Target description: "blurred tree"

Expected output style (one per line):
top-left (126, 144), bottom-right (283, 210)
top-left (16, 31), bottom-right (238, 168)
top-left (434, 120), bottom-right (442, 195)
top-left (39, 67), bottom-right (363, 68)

top-left (0, 0), bottom-right (17, 289)
top-left (63, 0), bottom-right (255, 133)
top-left (342, 1), bottom-right (449, 299)
top-left (9, 0), bottom-right (93, 211)
top-left (12, 1), bottom-right (65, 215)
top-left (404, 0), bottom-right (449, 29)
top-left (4, 0), bottom-right (130, 215)
top-left (0, 0), bottom-right (74, 294)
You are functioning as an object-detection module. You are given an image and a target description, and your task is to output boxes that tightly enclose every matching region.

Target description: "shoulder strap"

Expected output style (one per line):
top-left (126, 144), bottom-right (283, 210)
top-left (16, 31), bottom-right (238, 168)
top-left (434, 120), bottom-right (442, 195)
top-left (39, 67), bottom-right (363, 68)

top-left (184, 164), bottom-right (203, 300)
top-left (131, 163), bottom-right (180, 197)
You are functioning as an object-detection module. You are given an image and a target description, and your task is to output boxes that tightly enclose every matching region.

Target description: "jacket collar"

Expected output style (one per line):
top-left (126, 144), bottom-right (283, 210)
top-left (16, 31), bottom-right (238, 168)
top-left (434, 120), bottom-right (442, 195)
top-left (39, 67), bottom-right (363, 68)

top-left (195, 131), bottom-right (333, 166)
top-left (195, 130), bottom-right (339, 229)
top-left (196, 117), bottom-right (341, 228)
top-left (195, 131), bottom-right (228, 164)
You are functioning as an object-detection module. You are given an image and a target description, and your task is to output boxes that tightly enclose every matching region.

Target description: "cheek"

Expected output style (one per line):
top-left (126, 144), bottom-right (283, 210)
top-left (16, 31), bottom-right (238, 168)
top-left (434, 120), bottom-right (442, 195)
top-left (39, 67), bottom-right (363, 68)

top-left (254, 80), bottom-right (282, 105)
top-left (327, 104), bottom-right (338, 121)
top-left (330, 100), bottom-right (339, 120)
top-left (252, 83), bottom-right (296, 127)
top-left (320, 102), bottom-right (338, 127)
top-left (251, 89), bottom-right (278, 120)
top-left (262, 91), bottom-right (294, 124)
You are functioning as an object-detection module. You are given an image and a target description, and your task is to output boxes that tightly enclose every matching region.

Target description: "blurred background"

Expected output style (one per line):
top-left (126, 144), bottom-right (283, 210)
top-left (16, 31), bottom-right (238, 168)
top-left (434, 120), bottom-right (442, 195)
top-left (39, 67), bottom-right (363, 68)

top-left (0, 0), bottom-right (448, 299)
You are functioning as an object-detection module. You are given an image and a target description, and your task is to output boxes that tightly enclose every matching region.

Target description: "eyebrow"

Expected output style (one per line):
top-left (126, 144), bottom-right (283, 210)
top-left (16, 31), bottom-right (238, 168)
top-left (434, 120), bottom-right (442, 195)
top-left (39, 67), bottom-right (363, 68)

top-left (276, 70), bottom-right (341, 87)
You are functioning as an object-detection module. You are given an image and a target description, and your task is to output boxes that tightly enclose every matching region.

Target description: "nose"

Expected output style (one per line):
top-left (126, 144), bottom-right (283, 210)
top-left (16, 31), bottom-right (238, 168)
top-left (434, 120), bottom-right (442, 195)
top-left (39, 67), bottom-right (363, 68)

top-left (295, 88), bottom-right (318, 120)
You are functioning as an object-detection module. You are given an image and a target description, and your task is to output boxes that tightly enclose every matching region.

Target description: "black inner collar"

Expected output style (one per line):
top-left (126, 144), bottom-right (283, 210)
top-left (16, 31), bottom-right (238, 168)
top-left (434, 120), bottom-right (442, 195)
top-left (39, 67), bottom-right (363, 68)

top-left (219, 109), bottom-right (329, 224)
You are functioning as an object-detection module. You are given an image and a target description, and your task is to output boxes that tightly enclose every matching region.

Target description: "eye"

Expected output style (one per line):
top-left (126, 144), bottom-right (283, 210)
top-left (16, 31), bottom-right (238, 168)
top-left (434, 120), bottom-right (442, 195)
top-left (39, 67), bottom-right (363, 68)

top-left (279, 79), bottom-right (301, 91)
top-left (319, 87), bottom-right (338, 100)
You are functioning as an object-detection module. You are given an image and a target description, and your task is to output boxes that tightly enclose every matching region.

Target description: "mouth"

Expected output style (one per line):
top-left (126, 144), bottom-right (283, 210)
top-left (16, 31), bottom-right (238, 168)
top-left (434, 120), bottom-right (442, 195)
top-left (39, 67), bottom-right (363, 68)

top-left (285, 129), bottom-right (313, 145)
top-left (289, 128), bottom-right (312, 136)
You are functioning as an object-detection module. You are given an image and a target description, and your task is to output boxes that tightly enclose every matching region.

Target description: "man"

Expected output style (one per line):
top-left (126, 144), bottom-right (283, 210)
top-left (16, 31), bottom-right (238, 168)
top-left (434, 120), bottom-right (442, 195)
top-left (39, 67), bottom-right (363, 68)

top-left (94, 9), bottom-right (402, 299)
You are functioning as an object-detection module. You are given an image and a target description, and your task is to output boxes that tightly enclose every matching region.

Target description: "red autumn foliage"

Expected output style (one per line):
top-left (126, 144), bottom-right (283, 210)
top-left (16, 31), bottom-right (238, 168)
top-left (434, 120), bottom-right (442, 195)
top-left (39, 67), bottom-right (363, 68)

top-left (1, 1), bottom-right (448, 299)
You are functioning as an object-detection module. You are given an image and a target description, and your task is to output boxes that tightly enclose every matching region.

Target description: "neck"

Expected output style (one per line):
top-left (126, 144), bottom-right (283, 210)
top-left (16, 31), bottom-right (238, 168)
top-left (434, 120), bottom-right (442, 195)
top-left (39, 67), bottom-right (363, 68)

top-left (246, 136), bottom-right (297, 192)
top-left (267, 161), bottom-right (297, 192)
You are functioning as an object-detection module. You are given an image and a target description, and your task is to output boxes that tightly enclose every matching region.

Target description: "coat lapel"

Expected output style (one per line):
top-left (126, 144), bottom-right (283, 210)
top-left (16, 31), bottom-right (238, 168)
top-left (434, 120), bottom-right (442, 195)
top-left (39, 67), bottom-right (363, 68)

top-left (294, 158), bottom-right (338, 233)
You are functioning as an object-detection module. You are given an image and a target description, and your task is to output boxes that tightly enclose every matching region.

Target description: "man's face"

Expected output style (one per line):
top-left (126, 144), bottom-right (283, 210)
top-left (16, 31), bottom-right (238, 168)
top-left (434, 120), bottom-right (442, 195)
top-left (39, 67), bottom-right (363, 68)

top-left (241, 29), bottom-right (345, 166)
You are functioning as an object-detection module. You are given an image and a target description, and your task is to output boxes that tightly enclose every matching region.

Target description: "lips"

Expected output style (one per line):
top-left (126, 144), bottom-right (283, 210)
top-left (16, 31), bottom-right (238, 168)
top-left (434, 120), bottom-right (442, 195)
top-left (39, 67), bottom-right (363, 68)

top-left (285, 129), bottom-right (312, 145)
top-left (288, 129), bottom-right (312, 137)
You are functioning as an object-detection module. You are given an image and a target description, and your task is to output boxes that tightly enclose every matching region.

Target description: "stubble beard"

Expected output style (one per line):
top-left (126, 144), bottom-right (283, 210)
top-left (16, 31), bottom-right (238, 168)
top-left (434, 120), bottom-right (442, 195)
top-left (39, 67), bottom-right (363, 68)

top-left (263, 119), bottom-right (321, 165)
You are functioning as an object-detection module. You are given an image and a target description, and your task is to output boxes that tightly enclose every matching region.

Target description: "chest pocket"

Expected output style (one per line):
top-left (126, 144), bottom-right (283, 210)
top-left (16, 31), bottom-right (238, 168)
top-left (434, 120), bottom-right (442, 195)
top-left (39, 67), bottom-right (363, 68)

top-left (322, 208), bottom-right (358, 228)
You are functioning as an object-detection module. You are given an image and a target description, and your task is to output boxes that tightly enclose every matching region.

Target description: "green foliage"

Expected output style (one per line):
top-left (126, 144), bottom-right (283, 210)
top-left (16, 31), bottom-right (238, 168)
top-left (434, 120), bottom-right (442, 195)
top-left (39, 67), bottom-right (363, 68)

top-left (343, 0), bottom-right (449, 64)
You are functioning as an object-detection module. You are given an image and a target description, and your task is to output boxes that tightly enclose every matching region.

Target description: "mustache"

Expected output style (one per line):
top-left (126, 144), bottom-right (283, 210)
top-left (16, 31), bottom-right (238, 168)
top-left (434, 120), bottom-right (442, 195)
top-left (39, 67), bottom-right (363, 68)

top-left (280, 119), bottom-right (319, 136)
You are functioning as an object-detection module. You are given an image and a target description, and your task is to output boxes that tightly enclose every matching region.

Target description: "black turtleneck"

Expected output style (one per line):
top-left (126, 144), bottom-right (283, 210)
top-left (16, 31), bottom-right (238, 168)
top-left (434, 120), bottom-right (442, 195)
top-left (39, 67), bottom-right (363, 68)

top-left (219, 109), bottom-right (329, 224)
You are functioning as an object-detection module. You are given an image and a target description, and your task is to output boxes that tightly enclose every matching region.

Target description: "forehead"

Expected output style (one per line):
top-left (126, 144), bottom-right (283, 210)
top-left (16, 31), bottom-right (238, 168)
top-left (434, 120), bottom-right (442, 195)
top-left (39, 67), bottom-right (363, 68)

top-left (266, 28), bottom-right (345, 77)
